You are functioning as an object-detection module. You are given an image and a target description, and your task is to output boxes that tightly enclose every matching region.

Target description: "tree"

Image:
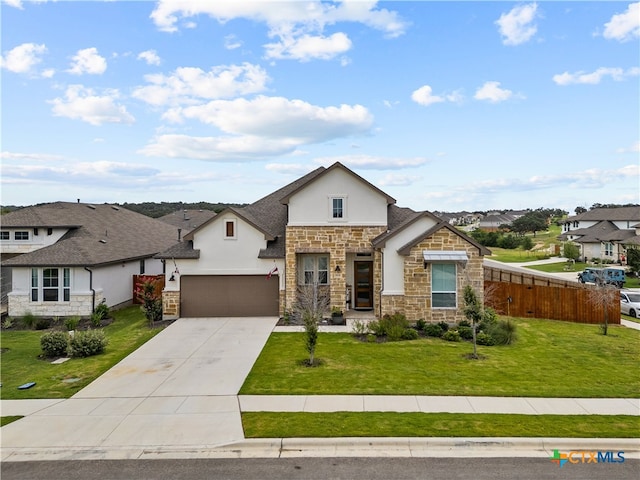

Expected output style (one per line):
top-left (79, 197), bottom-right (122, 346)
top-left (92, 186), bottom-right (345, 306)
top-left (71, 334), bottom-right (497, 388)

top-left (509, 211), bottom-right (548, 237)
top-left (294, 283), bottom-right (329, 366)
top-left (585, 283), bottom-right (618, 336)
top-left (626, 247), bottom-right (640, 276)
top-left (574, 206), bottom-right (587, 215)
top-left (135, 276), bottom-right (163, 327)
top-left (463, 285), bottom-right (483, 359)
top-left (563, 242), bottom-right (580, 261)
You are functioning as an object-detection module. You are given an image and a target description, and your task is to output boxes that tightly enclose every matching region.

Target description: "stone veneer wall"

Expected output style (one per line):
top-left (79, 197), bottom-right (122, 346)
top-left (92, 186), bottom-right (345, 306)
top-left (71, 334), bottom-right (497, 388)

top-left (390, 229), bottom-right (485, 323)
top-left (285, 226), bottom-right (386, 312)
top-left (8, 291), bottom-right (104, 317)
top-left (162, 290), bottom-right (180, 319)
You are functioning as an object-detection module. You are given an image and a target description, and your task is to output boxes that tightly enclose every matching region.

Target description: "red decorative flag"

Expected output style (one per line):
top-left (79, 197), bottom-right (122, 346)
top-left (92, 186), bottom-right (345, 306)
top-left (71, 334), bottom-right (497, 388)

top-left (266, 266), bottom-right (278, 279)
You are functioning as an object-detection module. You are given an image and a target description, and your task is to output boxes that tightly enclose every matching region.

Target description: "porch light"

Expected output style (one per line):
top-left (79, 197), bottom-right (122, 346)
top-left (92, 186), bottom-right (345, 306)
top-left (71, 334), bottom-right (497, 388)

top-left (335, 265), bottom-right (341, 272)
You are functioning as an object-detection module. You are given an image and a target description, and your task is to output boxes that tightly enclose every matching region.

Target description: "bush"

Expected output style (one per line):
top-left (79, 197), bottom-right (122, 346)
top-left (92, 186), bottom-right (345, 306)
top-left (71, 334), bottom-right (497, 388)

top-left (401, 328), bottom-right (419, 340)
top-left (458, 319), bottom-right (471, 328)
top-left (68, 329), bottom-right (108, 357)
top-left (476, 331), bottom-right (495, 346)
top-left (415, 319), bottom-right (427, 331)
top-left (442, 329), bottom-right (461, 342)
top-left (21, 312), bottom-right (36, 329)
top-left (40, 331), bottom-right (69, 357)
top-left (94, 302), bottom-right (110, 320)
top-left (35, 318), bottom-right (50, 330)
top-left (64, 316), bottom-right (80, 331)
top-left (2, 317), bottom-right (14, 329)
top-left (488, 319), bottom-right (517, 345)
top-left (437, 321), bottom-right (449, 332)
top-left (457, 325), bottom-right (474, 340)
top-left (90, 312), bottom-right (102, 328)
top-left (351, 319), bottom-right (368, 337)
top-left (424, 323), bottom-right (444, 337)
top-left (367, 320), bottom-right (385, 337)
top-left (386, 324), bottom-right (406, 341)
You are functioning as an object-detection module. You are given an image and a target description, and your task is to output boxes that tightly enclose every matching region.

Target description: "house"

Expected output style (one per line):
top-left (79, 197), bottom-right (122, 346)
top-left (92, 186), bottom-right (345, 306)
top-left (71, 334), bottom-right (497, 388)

top-left (158, 209), bottom-right (217, 235)
top-left (477, 211), bottom-right (526, 232)
top-left (1, 202), bottom-right (180, 317)
top-left (559, 206), bottom-right (640, 263)
top-left (157, 162), bottom-right (490, 322)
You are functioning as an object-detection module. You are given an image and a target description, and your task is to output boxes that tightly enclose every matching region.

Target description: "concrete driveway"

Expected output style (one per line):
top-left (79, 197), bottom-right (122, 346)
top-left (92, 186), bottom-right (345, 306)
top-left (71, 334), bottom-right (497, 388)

top-left (1, 317), bottom-right (277, 456)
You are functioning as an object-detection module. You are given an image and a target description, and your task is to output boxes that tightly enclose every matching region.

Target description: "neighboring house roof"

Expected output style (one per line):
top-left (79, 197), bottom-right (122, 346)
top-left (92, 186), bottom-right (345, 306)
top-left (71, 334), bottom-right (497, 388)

top-left (478, 214), bottom-right (516, 228)
top-left (564, 206), bottom-right (640, 223)
top-left (397, 222), bottom-right (492, 256)
top-left (158, 209), bottom-right (216, 233)
top-left (2, 202), bottom-right (179, 267)
top-left (562, 220), bottom-right (638, 244)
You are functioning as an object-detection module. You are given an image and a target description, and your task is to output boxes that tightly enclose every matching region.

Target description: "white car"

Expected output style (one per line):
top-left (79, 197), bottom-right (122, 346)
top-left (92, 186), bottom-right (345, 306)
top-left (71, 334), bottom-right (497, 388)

top-left (620, 291), bottom-right (640, 318)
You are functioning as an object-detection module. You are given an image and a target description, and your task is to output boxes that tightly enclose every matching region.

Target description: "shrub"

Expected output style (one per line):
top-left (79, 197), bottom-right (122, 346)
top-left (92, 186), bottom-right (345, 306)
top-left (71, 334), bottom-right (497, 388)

top-left (386, 324), bottom-right (406, 341)
top-left (64, 316), bottom-right (80, 331)
top-left (68, 329), bottom-right (108, 357)
top-left (367, 320), bottom-right (385, 337)
top-left (94, 302), bottom-right (110, 320)
top-left (90, 312), bottom-right (103, 328)
top-left (424, 323), bottom-right (444, 337)
top-left (442, 329), bottom-right (461, 342)
top-left (488, 319), bottom-right (517, 345)
top-left (457, 325), bottom-right (474, 340)
top-left (437, 321), bottom-right (449, 332)
top-left (40, 331), bottom-right (69, 357)
top-left (351, 319), bottom-right (368, 337)
top-left (401, 328), bottom-right (419, 340)
top-left (476, 331), bottom-right (495, 346)
top-left (458, 319), bottom-right (471, 328)
top-left (21, 312), bottom-right (36, 329)
top-left (415, 319), bottom-right (427, 331)
top-left (2, 317), bottom-right (14, 329)
top-left (35, 318), bottom-right (50, 330)
top-left (366, 334), bottom-right (377, 343)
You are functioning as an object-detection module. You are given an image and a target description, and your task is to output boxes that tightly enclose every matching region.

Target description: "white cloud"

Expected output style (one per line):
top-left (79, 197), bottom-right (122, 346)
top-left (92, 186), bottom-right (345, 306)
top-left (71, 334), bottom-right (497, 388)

top-left (474, 81), bottom-right (513, 102)
top-left (265, 32), bottom-right (352, 61)
top-left (224, 34), bottom-right (242, 50)
top-left (132, 63), bottom-right (269, 106)
top-left (0, 42), bottom-right (46, 74)
top-left (67, 47), bottom-right (107, 75)
top-left (495, 3), bottom-right (539, 46)
top-left (137, 49), bottom-right (161, 66)
top-left (314, 155), bottom-right (429, 170)
top-left (553, 67), bottom-right (640, 85)
top-left (150, 0), bottom-right (406, 62)
top-left (0, 151), bottom-right (63, 161)
top-left (49, 85), bottom-right (135, 126)
top-left (265, 163), bottom-right (316, 175)
top-left (616, 141), bottom-right (640, 153)
top-left (378, 173), bottom-right (422, 187)
top-left (411, 85), bottom-right (445, 106)
top-left (3, 0), bottom-right (23, 8)
top-left (603, 2), bottom-right (640, 42)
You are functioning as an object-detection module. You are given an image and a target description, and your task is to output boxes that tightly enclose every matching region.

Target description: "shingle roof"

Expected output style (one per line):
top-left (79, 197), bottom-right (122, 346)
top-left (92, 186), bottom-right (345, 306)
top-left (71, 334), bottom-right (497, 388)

top-left (2, 202), bottom-right (180, 267)
top-left (563, 220), bottom-right (638, 244)
top-left (564, 206), bottom-right (640, 223)
top-left (158, 209), bottom-right (216, 233)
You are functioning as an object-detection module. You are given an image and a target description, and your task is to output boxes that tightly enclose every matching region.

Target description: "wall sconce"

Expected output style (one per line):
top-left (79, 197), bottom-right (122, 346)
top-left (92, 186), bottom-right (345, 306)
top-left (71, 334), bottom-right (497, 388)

top-left (169, 274), bottom-right (175, 281)
top-left (335, 265), bottom-right (341, 272)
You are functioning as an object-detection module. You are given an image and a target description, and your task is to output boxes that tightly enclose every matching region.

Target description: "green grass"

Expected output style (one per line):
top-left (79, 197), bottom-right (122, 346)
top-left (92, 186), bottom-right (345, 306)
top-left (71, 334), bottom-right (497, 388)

top-left (488, 247), bottom-right (552, 263)
top-left (525, 262), bottom-right (587, 273)
top-left (240, 318), bottom-right (640, 398)
top-left (0, 306), bottom-right (162, 399)
top-left (1, 416), bottom-right (23, 427)
top-left (242, 412), bottom-right (640, 438)
top-left (622, 313), bottom-right (640, 324)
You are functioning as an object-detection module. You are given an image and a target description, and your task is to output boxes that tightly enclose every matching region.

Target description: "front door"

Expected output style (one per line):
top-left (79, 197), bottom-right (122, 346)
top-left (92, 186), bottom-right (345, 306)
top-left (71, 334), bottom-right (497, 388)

top-left (354, 261), bottom-right (373, 309)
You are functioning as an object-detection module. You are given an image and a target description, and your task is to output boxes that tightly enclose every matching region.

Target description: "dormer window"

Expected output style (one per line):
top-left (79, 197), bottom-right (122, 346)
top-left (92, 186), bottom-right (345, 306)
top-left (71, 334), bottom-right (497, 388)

top-left (225, 220), bottom-right (236, 239)
top-left (331, 197), bottom-right (346, 220)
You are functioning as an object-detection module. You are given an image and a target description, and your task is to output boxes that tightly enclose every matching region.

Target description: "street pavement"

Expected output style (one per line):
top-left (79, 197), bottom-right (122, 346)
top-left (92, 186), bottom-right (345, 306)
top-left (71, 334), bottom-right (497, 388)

top-left (2, 294), bottom-right (640, 461)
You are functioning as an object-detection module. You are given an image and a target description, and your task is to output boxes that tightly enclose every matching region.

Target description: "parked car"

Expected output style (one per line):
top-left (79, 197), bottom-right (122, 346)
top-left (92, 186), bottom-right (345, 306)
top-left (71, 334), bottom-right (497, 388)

top-left (620, 291), bottom-right (640, 318)
top-left (577, 267), bottom-right (625, 288)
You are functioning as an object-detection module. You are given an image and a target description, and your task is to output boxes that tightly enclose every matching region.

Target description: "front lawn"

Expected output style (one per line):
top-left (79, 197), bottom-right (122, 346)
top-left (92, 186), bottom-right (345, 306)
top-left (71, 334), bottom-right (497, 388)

top-left (0, 306), bottom-right (163, 399)
top-left (240, 318), bottom-right (640, 398)
top-left (242, 412), bottom-right (640, 438)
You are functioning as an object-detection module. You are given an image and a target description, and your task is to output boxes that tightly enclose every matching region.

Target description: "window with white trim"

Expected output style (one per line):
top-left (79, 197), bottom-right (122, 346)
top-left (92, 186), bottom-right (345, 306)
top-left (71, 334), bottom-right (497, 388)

top-left (431, 263), bottom-right (457, 308)
top-left (0, 231), bottom-right (9, 240)
top-left (604, 242), bottom-right (613, 256)
top-left (15, 231), bottom-right (29, 241)
top-left (31, 268), bottom-right (71, 302)
top-left (300, 255), bottom-right (329, 285)
top-left (225, 220), bottom-right (236, 239)
top-left (331, 197), bottom-right (344, 219)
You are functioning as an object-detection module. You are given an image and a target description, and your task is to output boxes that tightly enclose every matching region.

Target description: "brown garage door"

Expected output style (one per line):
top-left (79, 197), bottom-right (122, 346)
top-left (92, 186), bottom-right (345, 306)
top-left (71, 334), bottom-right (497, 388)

top-left (180, 275), bottom-right (279, 317)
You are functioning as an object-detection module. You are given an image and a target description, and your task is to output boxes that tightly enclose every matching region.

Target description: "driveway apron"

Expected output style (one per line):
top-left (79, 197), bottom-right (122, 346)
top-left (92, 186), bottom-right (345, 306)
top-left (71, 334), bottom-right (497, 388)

top-left (1, 317), bottom-right (278, 453)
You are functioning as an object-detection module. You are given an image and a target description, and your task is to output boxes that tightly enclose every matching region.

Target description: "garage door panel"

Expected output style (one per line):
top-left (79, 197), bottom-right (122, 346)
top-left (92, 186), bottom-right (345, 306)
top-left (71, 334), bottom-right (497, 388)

top-left (181, 275), bottom-right (278, 317)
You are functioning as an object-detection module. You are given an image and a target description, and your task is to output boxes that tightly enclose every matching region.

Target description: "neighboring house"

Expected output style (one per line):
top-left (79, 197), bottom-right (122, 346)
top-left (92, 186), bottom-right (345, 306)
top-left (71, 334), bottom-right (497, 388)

top-left (559, 206), bottom-right (640, 263)
top-left (157, 162), bottom-right (490, 322)
top-left (477, 211), bottom-right (524, 232)
top-left (158, 209), bottom-right (217, 236)
top-left (1, 202), bottom-right (180, 317)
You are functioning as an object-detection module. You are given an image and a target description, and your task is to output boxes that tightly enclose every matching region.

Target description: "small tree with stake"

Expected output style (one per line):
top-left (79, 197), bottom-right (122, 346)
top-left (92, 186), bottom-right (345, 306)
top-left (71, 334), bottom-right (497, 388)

top-left (585, 282), bottom-right (618, 336)
top-left (294, 282), bottom-right (329, 366)
top-left (135, 276), bottom-right (163, 327)
top-left (463, 285), bottom-right (483, 359)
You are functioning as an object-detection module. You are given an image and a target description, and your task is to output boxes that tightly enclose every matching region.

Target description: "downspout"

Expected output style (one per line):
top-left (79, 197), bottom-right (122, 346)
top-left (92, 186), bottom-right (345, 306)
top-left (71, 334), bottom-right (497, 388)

top-left (378, 248), bottom-right (384, 319)
top-left (84, 266), bottom-right (95, 313)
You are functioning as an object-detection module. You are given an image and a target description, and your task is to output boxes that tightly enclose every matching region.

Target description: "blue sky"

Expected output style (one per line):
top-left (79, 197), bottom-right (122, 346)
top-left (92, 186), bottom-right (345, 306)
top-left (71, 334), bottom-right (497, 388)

top-left (1, 1), bottom-right (639, 213)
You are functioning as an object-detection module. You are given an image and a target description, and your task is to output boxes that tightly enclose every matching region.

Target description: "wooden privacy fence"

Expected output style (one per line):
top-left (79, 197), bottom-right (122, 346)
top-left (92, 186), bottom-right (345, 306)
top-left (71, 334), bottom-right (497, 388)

top-left (132, 274), bottom-right (165, 305)
top-left (484, 266), bottom-right (620, 325)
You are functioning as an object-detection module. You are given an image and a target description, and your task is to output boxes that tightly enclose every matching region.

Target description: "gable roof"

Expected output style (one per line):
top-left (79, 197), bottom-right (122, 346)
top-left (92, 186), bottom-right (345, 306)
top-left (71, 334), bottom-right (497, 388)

top-left (562, 220), bottom-right (638, 244)
top-left (371, 209), bottom-right (440, 248)
top-left (2, 202), bottom-right (179, 267)
top-left (564, 206), bottom-right (640, 223)
top-left (278, 162), bottom-right (396, 205)
top-left (397, 221), bottom-right (492, 256)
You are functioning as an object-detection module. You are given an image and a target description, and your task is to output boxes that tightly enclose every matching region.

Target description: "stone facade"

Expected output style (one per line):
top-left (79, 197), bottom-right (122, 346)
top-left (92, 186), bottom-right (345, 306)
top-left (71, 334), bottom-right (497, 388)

top-left (8, 291), bottom-right (104, 317)
top-left (284, 226), bottom-right (386, 312)
top-left (399, 228), bottom-right (485, 323)
top-left (162, 290), bottom-right (180, 319)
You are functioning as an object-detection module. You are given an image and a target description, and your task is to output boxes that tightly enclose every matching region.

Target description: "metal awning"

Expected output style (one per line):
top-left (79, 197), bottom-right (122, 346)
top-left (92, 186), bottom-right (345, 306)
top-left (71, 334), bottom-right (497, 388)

top-left (422, 250), bottom-right (469, 263)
